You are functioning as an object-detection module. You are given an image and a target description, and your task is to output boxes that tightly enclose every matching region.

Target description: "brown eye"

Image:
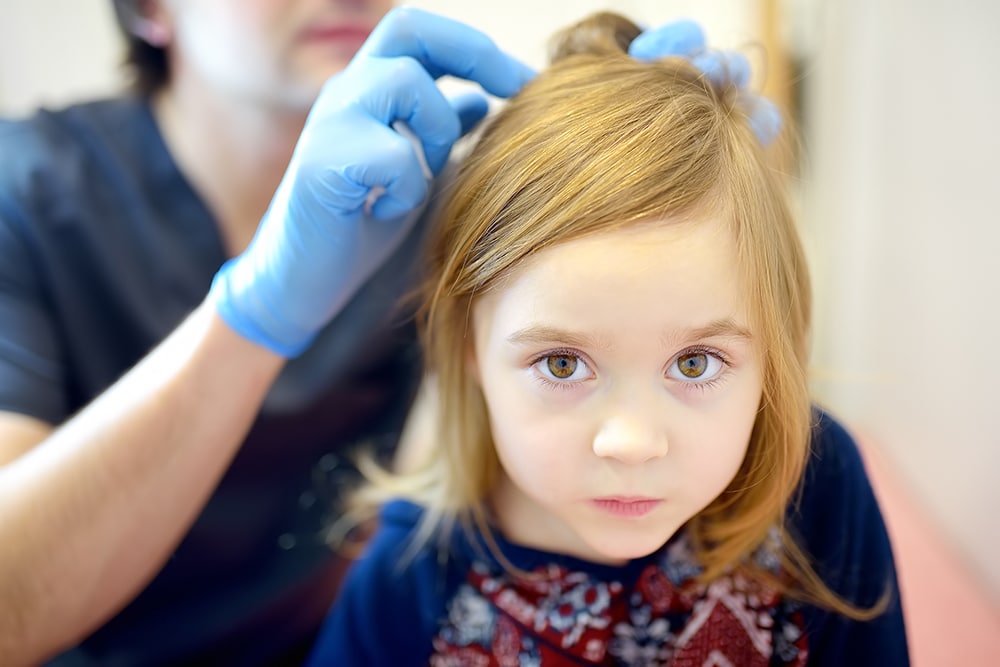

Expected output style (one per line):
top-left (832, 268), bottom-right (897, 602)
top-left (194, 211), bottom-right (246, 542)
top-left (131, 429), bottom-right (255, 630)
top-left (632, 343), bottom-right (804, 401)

top-left (547, 355), bottom-right (578, 379)
top-left (676, 353), bottom-right (708, 378)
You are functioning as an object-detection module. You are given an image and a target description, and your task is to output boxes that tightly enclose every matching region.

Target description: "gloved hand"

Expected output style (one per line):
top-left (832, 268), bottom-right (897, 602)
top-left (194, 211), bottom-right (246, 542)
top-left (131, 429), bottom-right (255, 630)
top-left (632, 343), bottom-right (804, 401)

top-left (210, 8), bottom-right (534, 357)
top-left (629, 19), bottom-right (782, 145)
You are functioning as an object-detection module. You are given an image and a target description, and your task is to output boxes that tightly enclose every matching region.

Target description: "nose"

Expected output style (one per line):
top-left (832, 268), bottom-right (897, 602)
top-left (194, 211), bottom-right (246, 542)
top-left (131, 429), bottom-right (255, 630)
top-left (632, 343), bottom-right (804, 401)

top-left (592, 414), bottom-right (669, 464)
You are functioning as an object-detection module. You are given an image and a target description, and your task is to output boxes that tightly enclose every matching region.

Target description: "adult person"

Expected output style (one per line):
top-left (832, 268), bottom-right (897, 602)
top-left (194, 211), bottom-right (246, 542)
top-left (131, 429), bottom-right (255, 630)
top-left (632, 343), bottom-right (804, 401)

top-left (0, 1), bottom-right (763, 665)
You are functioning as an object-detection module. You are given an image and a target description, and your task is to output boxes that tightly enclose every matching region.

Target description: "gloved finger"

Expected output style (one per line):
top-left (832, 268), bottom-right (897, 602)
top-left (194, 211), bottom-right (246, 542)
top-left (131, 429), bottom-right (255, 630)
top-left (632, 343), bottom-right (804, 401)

top-left (691, 51), bottom-right (751, 89)
top-left (369, 144), bottom-right (431, 220)
top-left (627, 19), bottom-right (705, 61)
top-left (339, 122), bottom-right (431, 220)
top-left (353, 56), bottom-right (463, 174)
top-left (370, 185), bottom-right (429, 220)
top-left (447, 91), bottom-right (491, 136)
top-left (330, 55), bottom-right (458, 175)
top-left (745, 95), bottom-right (782, 146)
top-left (358, 7), bottom-right (535, 98)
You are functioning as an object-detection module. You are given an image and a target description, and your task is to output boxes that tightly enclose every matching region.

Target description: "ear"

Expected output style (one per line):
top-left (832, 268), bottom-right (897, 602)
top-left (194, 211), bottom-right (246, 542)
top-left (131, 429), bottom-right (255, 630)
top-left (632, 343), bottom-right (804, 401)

top-left (119, 0), bottom-right (173, 47)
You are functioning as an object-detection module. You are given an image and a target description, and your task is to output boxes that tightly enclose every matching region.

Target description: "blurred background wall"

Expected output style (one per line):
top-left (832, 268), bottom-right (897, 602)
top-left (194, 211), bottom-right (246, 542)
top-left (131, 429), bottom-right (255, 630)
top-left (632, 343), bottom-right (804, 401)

top-left (0, 0), bottom-right (122, 115)
top-left (2, 0), bottom-right (998, 662)
top-left (800, 2), bottom-right (1000, 660)
top-left (803, 0), bottom-right (1000, 595)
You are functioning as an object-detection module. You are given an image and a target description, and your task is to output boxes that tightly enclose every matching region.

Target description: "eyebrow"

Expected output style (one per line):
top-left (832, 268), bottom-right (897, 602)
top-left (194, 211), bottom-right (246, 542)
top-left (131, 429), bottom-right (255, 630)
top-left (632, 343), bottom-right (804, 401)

top-left (506, 326), bottom-right (612, 349)
top-left (675, 319), bottom-right (754, 343)
top-left (506, 319), bottom-right (753, 349)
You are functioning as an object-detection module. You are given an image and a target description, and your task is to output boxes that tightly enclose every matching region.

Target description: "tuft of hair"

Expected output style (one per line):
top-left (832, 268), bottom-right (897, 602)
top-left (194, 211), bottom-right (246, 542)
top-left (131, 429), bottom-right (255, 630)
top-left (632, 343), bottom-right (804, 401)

top-left (547, 11), bottom-right (642, 61)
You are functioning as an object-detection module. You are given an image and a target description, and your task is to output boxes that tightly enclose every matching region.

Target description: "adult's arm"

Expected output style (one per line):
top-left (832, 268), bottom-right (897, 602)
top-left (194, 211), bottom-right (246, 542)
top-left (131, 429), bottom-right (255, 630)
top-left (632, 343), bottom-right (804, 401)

top-left (0, 304), bottom-right (284, 665)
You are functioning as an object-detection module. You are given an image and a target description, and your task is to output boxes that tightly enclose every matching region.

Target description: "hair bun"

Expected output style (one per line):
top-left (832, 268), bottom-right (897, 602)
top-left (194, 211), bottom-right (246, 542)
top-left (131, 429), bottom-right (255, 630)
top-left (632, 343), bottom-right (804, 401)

top-left (547, 12), bottom-right (643, 64)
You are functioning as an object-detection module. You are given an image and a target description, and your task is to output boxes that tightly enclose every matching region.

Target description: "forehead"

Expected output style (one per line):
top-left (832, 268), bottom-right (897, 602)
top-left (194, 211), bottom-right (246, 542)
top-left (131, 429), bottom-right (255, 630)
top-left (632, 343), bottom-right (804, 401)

top-left (477, 215), bottom-right (749, 336)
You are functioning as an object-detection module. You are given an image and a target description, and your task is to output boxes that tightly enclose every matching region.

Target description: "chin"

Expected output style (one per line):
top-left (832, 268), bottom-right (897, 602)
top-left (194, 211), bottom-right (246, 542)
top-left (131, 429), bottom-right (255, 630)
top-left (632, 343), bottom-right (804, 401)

top-left (586, 533), bottom-right (670, 565)
top-left (299, 52), bottom-right (355, 84)
top-left (272, 81), bottom-right (327, 113)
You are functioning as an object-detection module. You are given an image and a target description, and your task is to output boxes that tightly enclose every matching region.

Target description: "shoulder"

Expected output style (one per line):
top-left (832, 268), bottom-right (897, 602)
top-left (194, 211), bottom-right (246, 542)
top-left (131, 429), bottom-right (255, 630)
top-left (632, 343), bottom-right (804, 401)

top-left (0, 98), bottom-right (150, 144)
top-left (790, 409), bottom-right (885, 581)
top-left (0, 98), bottom-right (139, 172)
top-left (796, 410), bottom-right (872, 507)
top-left (306, 499), bottom-right (455, 666)
top-left (793, 409), bottom-right (882, 551)
top-left (0, 98), bottom-right (157, 222)
top-left (789, 409), bottom-right (910, 666)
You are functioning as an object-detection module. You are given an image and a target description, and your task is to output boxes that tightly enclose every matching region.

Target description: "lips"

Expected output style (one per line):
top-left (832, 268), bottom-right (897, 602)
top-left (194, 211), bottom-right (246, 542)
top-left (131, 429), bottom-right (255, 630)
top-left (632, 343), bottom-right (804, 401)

top-left (591, 497), bottom-right (661, 518)
top-left (300, 24), bottom-right (375, 45)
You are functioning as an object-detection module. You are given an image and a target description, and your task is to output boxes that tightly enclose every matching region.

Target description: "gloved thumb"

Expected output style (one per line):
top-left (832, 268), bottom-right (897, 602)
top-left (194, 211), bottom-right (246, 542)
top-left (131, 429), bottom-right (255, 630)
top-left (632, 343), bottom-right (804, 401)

top-left (627, 19), bottom-right (705, 61)
top-left (448, 91), bottom-right (491, 137)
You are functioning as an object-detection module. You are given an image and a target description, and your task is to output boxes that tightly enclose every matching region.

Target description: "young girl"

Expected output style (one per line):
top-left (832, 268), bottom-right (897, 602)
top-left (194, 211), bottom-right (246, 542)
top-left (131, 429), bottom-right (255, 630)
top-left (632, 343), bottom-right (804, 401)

top-left (307, 12), bottom-right (908, 666)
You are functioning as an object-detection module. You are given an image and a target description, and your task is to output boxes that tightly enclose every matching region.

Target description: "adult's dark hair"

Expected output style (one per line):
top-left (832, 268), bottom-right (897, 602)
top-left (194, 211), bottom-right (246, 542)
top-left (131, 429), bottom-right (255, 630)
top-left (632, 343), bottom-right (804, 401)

top-left (111, 0), bottom-right (169, 95)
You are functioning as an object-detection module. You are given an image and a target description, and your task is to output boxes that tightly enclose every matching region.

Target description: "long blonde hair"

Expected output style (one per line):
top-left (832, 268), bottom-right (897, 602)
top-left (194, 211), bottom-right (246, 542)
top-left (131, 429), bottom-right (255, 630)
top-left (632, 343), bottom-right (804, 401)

top-left (357, 12), bottom-right (877, 619)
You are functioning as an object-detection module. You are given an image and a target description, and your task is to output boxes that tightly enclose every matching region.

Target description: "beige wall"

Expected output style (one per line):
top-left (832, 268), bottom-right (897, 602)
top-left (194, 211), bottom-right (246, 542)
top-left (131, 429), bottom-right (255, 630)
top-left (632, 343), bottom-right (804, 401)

top-left (0, 0), bottom-right (123, 114)
top-left (3, 0), bottom-right (997, 601)
top-left (804, 0), bottom-right (1000, 598)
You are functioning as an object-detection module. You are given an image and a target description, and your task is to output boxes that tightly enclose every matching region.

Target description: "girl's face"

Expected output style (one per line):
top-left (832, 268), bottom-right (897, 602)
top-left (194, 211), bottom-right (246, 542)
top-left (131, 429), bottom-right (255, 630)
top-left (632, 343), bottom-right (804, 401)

top-left (158, 0), bottom-right (393, 109)
top-left (470, 216), bottom-right (763, 564)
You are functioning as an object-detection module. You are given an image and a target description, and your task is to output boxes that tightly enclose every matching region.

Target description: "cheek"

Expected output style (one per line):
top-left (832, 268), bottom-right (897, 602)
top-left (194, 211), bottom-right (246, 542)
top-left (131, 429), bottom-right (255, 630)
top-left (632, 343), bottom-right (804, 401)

top-left (480, 374), bottom-right (591, 490)
top-left (679, 393), bottom-right (759, 490)
top-left (177, 15), bottom-right (270, 73)
top-left (667, 424), bottom-right (749, 515)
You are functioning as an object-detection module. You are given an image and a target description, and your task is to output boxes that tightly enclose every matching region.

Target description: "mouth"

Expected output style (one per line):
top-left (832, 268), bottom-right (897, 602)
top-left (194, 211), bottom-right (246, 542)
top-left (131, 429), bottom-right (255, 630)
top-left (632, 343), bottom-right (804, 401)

top-left (299, 23), bottom-right (375, 47)
top-left (591, 497), bottom-right (662, 518)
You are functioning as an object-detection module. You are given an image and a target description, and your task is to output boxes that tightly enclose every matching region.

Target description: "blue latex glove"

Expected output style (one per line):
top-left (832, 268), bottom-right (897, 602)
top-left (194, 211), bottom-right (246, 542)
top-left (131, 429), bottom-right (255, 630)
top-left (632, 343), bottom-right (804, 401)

top-left (210, 8), bottom-right (534, 357)
top-left (630, 19), bottom-right (782, 145)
